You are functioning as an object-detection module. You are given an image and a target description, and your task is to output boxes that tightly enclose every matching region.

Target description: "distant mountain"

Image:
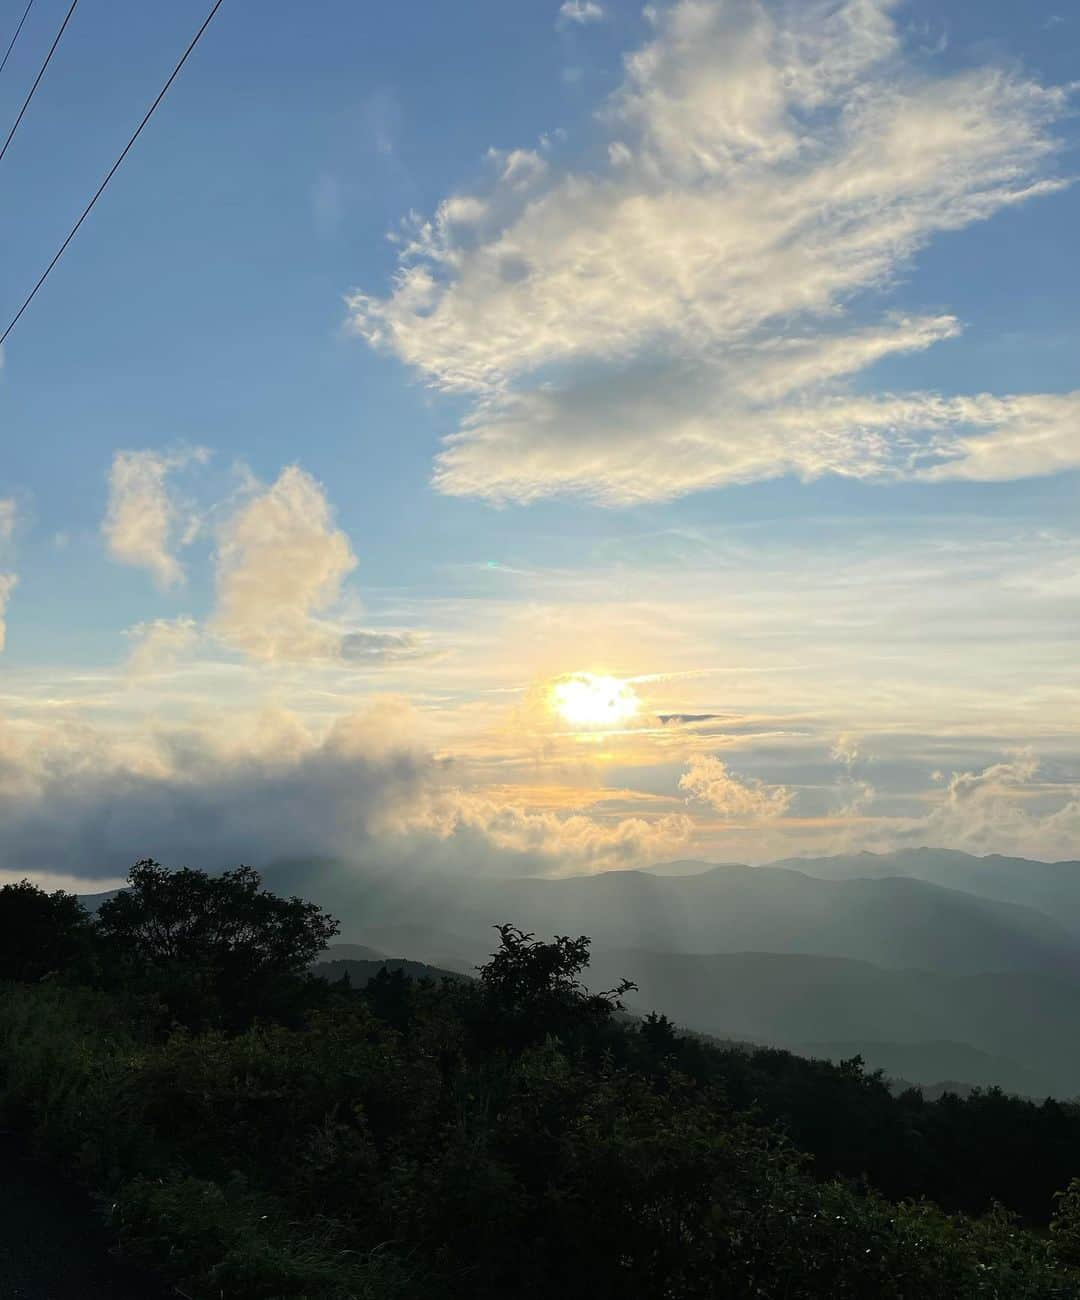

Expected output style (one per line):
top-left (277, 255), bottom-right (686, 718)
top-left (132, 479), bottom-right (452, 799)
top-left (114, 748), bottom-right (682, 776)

top-left (88, 854), bottom-right (1080, 1096)
top-left (578, 947), bottom-right (1080, 1096)
top-left (313, 955), bottom-right (469, 986)
top-left (767, 849), bottom-right (1080, 930)
top-left (640, 858), bottom-right (740, 877)
top-left (259, 856), bottom-right (1080, 977)
top-left (795, 1038), bottom-right (1054, 1098)
top-left (78, 890), bottom-right (119, 913)
top-left (318, 943), bottom-right (388, 962)
top-left (504, 866), bottom-right (1080, 974)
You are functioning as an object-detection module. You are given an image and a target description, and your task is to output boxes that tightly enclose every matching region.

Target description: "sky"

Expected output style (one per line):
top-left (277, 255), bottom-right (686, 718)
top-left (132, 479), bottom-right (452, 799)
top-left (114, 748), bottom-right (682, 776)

top-left (0, 0), bottom-right (1078, 890)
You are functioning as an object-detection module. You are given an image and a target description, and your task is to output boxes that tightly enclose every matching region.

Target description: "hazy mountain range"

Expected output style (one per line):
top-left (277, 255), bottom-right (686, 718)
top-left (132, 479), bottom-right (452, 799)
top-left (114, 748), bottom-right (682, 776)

top-left (83, 848), bottom-right (1080, 1097)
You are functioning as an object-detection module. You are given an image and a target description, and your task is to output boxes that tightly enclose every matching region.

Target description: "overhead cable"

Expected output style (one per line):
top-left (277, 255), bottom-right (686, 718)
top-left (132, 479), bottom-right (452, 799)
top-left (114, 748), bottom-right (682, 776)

top-left (0, 0), bottom-right (36, 81)
top-left (0, 0), bottom-right (225, 350)
top-left (0, 0), bottom-right (80, 167)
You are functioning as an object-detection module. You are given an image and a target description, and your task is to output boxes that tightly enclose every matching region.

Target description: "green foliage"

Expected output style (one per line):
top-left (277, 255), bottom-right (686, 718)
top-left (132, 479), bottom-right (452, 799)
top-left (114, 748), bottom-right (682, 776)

top-left (4, 870), bottom-right (1080, 1298)
top-left (114, 1175), bottom-right (412, 1300)
top-left (96, 859), bottom-right (340, 1029)
top-left (465, 922), bottom-right (635, 1052)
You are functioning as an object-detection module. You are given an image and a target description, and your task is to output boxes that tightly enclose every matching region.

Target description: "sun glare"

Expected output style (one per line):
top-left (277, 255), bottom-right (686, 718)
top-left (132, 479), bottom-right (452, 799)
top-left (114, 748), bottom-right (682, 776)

top-left (551, 673), bottom-right (641, 729)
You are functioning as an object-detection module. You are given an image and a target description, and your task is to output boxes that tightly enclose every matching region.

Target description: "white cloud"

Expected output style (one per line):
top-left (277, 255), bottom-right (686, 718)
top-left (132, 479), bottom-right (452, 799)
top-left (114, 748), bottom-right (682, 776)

top-left (903, 749), bottom-right (1080, 861)
top-left (679, 754), bottom-right (792, 820)
top-left (399, 786), bottom-right (691, 874)
top-left (0, 706), bottom-right (426, 878)
top-left (103, 449), bottom-right (207, 588)
top-left (918, 391), bottom-right (1080, 482)
top-left (0, 573), bottom-right (16, 653)
top-left (350, 0), bottom-right (1072, 504)
top-left (212, 466), bottom-right (358, 662)
top-left (559, 1), bottom-right (605, 25)
top-left (125, 617), bottom-right (200, 677)
top-left (830, 733), bottom-right (861, 767)
top-left (0, 703), bottom-right (690, 881)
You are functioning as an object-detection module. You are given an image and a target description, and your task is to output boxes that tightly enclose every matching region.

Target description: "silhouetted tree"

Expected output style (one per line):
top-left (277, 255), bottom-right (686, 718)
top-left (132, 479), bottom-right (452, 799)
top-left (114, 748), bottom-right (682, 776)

top-left (96, 859), bottom-right (339, 1029)
top-left (640, 1011), bottom-right (680, 1061)
top-left (468, 923), bottom-right (635, 1052)
top-left (0, 879), bottom-right (94, 983)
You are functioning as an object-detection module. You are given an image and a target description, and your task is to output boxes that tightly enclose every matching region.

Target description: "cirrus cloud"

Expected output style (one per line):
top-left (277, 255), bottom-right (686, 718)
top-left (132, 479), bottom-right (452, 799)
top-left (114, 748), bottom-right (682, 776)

top-left (351, 0), bottom-right (1073, 504)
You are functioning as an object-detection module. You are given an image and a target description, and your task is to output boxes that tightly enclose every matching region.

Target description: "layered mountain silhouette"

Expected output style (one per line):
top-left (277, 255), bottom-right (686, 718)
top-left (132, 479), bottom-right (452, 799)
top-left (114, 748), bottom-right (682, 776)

top-left (265, 856), bottom-right (1080, 976)
top-left (766, 849), bottom-right (1080, 932)
top-left (82, 848), bottom-right (1080, 1096)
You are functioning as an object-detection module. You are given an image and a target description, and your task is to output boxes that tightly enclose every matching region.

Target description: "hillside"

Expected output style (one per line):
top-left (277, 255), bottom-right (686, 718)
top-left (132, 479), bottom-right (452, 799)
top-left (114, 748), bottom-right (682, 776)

top-left (85, 855), bottom-right (1080, 1094)
top-left (313, 955), bottom-right (469, 986)
top-left (798, 1039), bottom-right (1053, 1098)
top-left (579, 948), bottom-right (1080, 1096)
top-left (15, 861), bottom-right (1080, 1298)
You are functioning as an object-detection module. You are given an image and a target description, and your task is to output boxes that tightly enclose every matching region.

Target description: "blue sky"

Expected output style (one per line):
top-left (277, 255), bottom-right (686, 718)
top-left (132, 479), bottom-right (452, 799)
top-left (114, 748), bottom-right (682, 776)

top-left (0, 0), bottom-right (1078, 885)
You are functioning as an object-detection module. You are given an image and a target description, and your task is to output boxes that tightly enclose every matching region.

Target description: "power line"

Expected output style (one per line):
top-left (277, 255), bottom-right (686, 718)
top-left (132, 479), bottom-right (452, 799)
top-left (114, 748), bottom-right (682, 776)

top-left (0, 0), bottom-right (35, 80)
top-left (0, 0), bottom-right (80, 167)
top-left (0, 0), bottom-right (225, 350)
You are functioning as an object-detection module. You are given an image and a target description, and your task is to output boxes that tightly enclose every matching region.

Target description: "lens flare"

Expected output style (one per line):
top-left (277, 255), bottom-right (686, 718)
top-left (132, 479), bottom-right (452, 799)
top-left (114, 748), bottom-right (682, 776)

top-left (551, 673), bottom-right (640, 729)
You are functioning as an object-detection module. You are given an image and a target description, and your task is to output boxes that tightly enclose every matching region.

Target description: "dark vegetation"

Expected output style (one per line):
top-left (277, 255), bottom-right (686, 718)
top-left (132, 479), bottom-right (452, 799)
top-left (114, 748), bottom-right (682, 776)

top-left (5, 864), bottom-right (1080, 1297)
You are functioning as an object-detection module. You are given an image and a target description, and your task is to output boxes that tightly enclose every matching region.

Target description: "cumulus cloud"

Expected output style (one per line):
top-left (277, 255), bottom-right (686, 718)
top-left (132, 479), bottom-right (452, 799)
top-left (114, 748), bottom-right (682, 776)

top-left (0, 704), bottom-right (691, 882)
top-left (350, 0), bottom-right (1072, 504)
top-left (400, 787), bottom-right (692, 874)
top-left (0, 707), bottom-right (427, 879)
top-left (103, 449), bottom-right (207, 588)
top-left (913, 748), bottom-right (1080, 860)
top-left (212, 466), bottom-right (358, 661)
top-left (209, 467), bottom-right (433, 666)
top-left (679, 754), bottom-right (792, 820)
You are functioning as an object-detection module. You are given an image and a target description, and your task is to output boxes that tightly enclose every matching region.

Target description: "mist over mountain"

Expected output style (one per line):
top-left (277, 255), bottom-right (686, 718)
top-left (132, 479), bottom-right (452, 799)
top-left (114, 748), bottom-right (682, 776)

top-left (579, 949), bottom-right (1080, 1097)
top-left (247, 847), bottom-right (1080, 1096)
top-left (261, 856), bottom-right (1080, 977)
top-left (768, 849), bottom-right (1080, 932)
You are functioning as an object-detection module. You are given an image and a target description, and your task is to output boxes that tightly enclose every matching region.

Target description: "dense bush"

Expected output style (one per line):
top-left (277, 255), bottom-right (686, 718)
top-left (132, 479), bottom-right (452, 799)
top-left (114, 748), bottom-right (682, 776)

top-left (2, 865), bottom-right (1080, 1298)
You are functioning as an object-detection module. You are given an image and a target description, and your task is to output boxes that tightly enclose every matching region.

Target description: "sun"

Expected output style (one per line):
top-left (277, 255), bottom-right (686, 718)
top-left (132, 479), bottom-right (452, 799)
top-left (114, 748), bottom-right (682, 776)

top-left (551, 673), bottom-right (641, 729)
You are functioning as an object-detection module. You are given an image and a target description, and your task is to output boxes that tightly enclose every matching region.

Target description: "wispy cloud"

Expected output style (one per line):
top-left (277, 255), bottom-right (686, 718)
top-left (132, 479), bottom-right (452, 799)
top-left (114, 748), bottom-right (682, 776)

top-left (125, 617), bottom-right (201, 677)
top-left (558, 0), bottom-right (605, 26)
top-left (0, 500), bottom-right (18, 654)
top-left (0, 499), bottom-right (16, 547)
top-left (0, 573), bottom-right (16, 654)
top-left (351, 0), bottom-right (1072, 504)
top-left (103, 448), bottom-right (208, 588)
